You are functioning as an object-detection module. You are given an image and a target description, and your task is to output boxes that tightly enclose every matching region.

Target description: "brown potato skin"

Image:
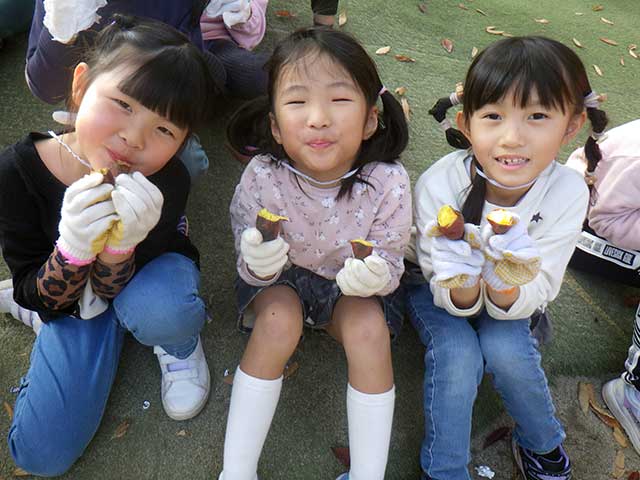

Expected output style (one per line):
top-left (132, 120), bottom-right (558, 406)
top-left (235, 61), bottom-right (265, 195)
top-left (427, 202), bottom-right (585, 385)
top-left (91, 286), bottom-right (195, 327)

top-left (350, 240), bottom-right (373, 259)
top-left (439, 211), bottom-right (465, 240)
top-left (256, 216), bottom-right (281, 241)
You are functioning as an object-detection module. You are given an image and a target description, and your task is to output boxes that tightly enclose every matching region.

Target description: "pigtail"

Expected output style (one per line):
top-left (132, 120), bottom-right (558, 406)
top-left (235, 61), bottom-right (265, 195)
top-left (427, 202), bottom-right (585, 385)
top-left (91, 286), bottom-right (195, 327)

top-left (363, 88), bottom-right (409, 162)
top-left (428, 85), bottom-right (471, 150)
top-left (583, 91), bottom-right (609, 187)
top-left (460, 159), bottom-right (487, 225)
top-left (226, 96), bottom-right (284, 159)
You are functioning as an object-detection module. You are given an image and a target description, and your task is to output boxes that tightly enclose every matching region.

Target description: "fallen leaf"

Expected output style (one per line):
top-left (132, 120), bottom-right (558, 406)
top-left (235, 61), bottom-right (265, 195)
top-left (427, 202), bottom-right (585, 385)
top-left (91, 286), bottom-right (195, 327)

top-left (458, 3), bottom-right (469, 10)
top-left (401, 97), bottom-right (411, 122)
top-left (12, 468), bottom-right (29, 477)
top-left (482, 426), bottom-right (511, 450)
top-left (578, 382), bottom-right (595, 414)
top-left (593, 64), bottom-right (603, 76)
top-left (376, 46), bottom-right (391, 55)
top-left (573, 38), bottom-right (583, 48)
top-left (620, 57), bottom-right (625, 66)
top-left (3, 401), bottom-right (13, 421)
top-left (275, 10), bottom-right (296, 17)
top-left (476, 8), bottom-right (487, 16)
top-left (332, 446), bottom-right (351, 468)
top-left (534, 18), bottom-right (549, 24)
top-left (176, 429), bottom-right (188, 437)
top-left (223, 371), bottom-right (234, 385)
top-left (600, 37), bottom-right (619, 46)
top-left (338, 11), bottom-right (347, 27)
top-left (601, 17), bottom-right (614, 25)
top-left (613, 450), bottom-right (625, 478)
top-left (575, 12), bottom-right (584, 15)
top-left (628, 471), bottom-right (640, 480)
top-left (395, 54), bottom-right (416, 63)
top-left (471, 46), bottom-right (478, 58)
top-left (441, 38), bottom-right (454, 53)
top-left (394, 86), bottom-right (408, 96)
top-left (592, 5), bottom-right (604, 12)
top-left (112, 419), bottom-right (130, 439)
top-left (590, 399), bottom-right (621, 429)
top-left (284, 361), bottom-right (299, 380)
top-left (418, 3), bottom-right (427, 14)
top-left (613, 426), bottom-right (628, 447)
top-left (501, 32), bottom-right (514, 37)
top-left (628, 45), bottom-right (638, 60)
top-left (485, 26), bottom-right (504, 35)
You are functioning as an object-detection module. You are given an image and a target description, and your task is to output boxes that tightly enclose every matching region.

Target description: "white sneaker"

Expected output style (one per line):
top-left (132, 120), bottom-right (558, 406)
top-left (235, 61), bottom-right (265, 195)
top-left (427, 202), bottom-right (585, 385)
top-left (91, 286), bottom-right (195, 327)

top-left (154, 335), bottom-right (210, 420)
top-left (603, 377), bottom-right (640, 455)
top-left (0, 279), bottom-right (42, 335)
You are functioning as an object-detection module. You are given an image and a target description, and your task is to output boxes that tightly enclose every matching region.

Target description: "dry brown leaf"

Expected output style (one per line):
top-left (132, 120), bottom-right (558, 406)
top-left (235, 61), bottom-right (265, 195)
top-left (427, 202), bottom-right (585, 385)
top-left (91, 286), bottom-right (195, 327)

top-left (485, 26), bottom-right (504, 35)
top-left (338, 11), bottom-right (347, 27)
top-left (614, 450), bottom-right (625, 478)
top-left (613, 426), bottom-right (629, 447)
top-left (3, 401), bottom-right (13, 421)
top-left (394, 86), bottom-right (408, 96)
top-left (593, 64), bottom-right (603, 76)
top-left (501, 32), bottom-right (514, 37)
top-left (401, 97), bottom-right (411, 122)
top-left (458, 3), bottom-right (469, 10)
top-left (592, 5), bottom-right (604, 12)
top-left (621, 57), bottom-right (626, 66)
top-left (12, 468), bottom-right (29, 477)
top-left (601, 17), bottom-right (614, 25)
top-left (176, 429), bottom-right (188, 437)
top-left (332, 446), bottom-right (351, 468)
top-left (578, 382), bottom-right (595, 414)
top-left (482, 426), bottom-right (511, 450)
top-left (112, 419), bottom-right (130, 439)
top-left (418, 3), bottom-right (427, 14)
top-left (471, 46), bottom-right (479, 58)
top-left (573, 38), bottom-right (583, 48)
top-left (376, 46), bottom-right (391, 55)
top-left (475, 8), bottom-right (487, 16)
top-left (590, 399), bottom-right (622, 429)
top-left (223, 372), bottom-right (234, 385)
top-left (395, 54), bottom-right (416, 63)
top-left (441, 38), bottom-right (454, 53)
top-left (575, 12), bottom-right (584, 16)
top-left (628, 471), bottom-right (640, 480)
top-left (629, 45), bottom-right (638, 59)
top-left (600, 37), bottom-right (619, 46)
top-left (284, 361), bottom-right (299, 380)
top-left (275, 10), bottom-right (296, 17)
top-left (534, 18), bottom-right (549, 24)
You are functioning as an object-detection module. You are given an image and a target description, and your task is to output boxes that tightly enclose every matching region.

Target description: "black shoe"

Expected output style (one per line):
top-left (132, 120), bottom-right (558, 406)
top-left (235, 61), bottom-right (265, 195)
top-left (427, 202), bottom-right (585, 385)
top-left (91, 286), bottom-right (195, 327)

top-left (512, 437), bottom-right (571, 479)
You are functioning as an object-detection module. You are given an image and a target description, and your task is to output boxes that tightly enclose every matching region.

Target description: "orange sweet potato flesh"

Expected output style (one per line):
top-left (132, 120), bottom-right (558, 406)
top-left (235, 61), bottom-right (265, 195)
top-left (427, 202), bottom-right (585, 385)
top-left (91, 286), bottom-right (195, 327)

top-left (487, 209), bottom-right (516, 234)
top-left (437, 205), bottom-right (465, 240)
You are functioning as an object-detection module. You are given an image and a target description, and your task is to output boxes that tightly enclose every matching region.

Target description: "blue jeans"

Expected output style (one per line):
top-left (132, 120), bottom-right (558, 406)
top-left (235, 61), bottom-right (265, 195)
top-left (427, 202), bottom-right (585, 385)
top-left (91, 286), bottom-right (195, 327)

top-left (406, 284), bottom-right (565, 480)
top-left (8, 253), bottom-right (205, 477)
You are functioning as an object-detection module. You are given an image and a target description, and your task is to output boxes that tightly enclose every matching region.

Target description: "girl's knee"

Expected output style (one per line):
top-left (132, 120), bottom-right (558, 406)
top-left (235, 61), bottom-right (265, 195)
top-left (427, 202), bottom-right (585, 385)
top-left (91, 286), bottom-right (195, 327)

top-left (340, 310), bottom-right (390, 351)
top-left (481, 328), bottom-right (538, 377)
top-left (252, 286), bottom-right (303, 348)
top-left (9, 427), bottom-right (81, 477)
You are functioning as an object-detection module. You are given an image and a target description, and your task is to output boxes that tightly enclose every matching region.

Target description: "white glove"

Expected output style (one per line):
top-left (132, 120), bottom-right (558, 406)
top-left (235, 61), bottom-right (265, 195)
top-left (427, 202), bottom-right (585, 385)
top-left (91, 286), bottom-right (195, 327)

top-left (105, 172), bottom-right (163, 253)
top-left (57, 171), bottom-right (118, 263)
top-left (43, 0), bottom-right (107, 44)
top-left (205, 0), bottom-right (248, 18)
top-left (240, 227), bottom-right (290, 279)
top-left (430, 223), bottom-right (484, 289)
top-left (223, 0), bottom-right (252, 27)
top-left (336, 255), bottom-right (391, 297)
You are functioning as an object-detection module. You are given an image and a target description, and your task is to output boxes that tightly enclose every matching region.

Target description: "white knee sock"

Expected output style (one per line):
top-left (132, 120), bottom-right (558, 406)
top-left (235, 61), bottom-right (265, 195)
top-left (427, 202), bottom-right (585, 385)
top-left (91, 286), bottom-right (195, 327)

top-left (220, 367), bottom-right (283, 480)
top-left (0, 286), bottom-right (42, 335)
top-left (346, 384), bottom-right (396, 480)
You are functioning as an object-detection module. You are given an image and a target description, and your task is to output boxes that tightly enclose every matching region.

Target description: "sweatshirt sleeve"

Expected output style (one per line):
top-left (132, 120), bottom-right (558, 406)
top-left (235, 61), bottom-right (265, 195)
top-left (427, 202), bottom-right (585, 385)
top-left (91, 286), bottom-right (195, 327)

top-left (588, 161), bottom-right (640, 250)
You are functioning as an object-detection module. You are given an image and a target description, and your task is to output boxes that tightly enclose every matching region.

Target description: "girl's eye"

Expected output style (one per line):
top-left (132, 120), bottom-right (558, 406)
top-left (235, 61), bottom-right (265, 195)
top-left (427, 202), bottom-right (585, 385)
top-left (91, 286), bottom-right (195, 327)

top-left (113, 98), bottom-right (132, 111)
top-left (285, 100), bottom-right (305, 105)
top-left (530, 112), bottom-right (549, 120)
top-left (157, 126), bottom-right (175, 138)
top-left (333, 98), bottom-right (352, 102)
top-left (483, 113), bottom-right (501, 120)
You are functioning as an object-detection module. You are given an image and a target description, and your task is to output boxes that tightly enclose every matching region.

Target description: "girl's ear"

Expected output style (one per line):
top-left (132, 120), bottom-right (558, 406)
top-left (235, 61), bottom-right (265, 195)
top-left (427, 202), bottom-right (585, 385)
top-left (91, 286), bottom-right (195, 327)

top-left (363, 106), bottom-right (379, 140)
top-left (71, 62), bottom-right (90, 109)
top-left (562, 111), bottom-right (587, 145)
top-left (269, 112), bottom-right (283, 145)
top-left (455, 110), bottom-right (470, 137)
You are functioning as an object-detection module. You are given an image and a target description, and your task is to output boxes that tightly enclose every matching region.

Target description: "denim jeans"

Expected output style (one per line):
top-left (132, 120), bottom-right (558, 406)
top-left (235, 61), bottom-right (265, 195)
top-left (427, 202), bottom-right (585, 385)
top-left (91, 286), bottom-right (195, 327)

top-left (8, 253), bottom-right (205, 477)
top-left (406, 283), bottom-right (565, 480)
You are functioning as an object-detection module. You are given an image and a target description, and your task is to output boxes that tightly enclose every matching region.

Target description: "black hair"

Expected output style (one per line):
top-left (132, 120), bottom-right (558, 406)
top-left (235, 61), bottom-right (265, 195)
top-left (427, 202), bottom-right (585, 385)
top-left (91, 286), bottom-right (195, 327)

top-left (71, 14), bottom-right (220, 133)
top-left (428, 36), bottom-right (608, 224)
top-left (226, 27), bottom-right (409, 199)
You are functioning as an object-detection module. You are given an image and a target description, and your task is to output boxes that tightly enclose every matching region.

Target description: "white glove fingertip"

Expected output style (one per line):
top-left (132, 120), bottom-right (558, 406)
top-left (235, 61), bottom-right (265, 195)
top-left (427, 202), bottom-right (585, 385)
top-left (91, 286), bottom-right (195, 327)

top-left (242, 227), bottom-right (264, 246)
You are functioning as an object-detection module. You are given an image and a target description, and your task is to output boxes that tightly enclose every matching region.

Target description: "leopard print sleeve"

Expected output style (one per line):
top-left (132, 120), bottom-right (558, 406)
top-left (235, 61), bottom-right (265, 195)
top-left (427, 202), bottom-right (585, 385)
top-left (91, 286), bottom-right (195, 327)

top-left (90, 255), bottom-right (136, 299)
top-left (37, 247), bottom-right (92, 310)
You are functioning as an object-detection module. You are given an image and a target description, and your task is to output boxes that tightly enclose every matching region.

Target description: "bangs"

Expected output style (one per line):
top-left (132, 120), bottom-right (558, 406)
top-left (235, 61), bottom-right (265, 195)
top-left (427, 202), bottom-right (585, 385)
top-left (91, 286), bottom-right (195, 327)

top-left (464, 37), bottom-right (580, 118)
top-left (117, 46), bottom-right (211, 130)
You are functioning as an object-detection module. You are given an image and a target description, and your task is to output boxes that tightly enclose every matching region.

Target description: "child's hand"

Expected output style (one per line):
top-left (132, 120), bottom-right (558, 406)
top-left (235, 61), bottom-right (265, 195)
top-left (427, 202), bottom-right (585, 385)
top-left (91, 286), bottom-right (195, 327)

top-left (205, 0), bottom-right (248, 19)
top-left (105, 172), bottom-right (163, 254)
top-left (222, 0), bottom-right (252, 27)
top-left (57, 171), bottom-right (118, 263)
top-left (481, 217), bottom-right (541, 290)
top-left (43, 0), bottom-right (105, 44)
top-left (240, 227), bottom-right (290, 279)
top-left (429, 222), bottom-right (484, 289)
top-left (336, 255), bottom-right (391, 297)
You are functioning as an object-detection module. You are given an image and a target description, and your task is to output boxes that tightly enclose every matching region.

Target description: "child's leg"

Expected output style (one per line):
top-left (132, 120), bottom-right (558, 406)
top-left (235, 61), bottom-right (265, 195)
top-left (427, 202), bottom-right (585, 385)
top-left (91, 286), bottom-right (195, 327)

top-left (113, 253), bottom-right (208, 420)
top-left (8, 311), bottom-right (125, 476)
top-left (325, 296), bottom-right (394, 480)
top-left (406, 284), bottom-right (484, 480)
top-left (221, 285), bottom-right (303, 480)
top-left (476, 313), bottom-right (565, 452)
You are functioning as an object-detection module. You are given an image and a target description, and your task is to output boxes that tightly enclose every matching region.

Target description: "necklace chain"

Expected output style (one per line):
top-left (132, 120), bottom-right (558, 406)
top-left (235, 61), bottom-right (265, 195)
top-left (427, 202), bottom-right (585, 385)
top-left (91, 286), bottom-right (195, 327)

top-left (48, 130), bottom-right (92, 169)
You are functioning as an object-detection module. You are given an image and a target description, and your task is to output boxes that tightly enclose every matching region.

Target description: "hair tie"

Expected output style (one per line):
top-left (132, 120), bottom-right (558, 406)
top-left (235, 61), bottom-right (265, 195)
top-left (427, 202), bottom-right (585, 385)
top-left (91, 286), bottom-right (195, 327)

top-left (438, 119), bottom-right (452, 132)
top-left (449, 92), bottom-right (461, 106)
top-left (584, 91), bottom-right (601, 109)
top-left (590, 130), bottom-right (607, 143)
top-left (378, 86), bottom-right (388, 96)
top-left (584, 170), bottom-right (597, 186)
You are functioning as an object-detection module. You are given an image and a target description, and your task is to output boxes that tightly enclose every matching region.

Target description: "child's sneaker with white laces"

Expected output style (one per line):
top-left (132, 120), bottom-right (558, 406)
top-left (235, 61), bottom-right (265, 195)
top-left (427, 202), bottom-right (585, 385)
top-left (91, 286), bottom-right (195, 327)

top-left (512, 437), bottom-right (571, 480)
top-left (154, 335), bottom-right (210, 420)
top-left (0, 279), bottom-right (42, 335)
top-left (603, 377), bottom-right (640, 455)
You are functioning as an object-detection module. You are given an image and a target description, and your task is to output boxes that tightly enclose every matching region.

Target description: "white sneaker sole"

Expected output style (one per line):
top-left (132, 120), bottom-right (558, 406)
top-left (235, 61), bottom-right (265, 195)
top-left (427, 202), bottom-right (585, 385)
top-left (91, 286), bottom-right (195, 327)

top-left (602, 380), bottom-right (640, 456)
top-left (165, 365), bottom-right (211, 421)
